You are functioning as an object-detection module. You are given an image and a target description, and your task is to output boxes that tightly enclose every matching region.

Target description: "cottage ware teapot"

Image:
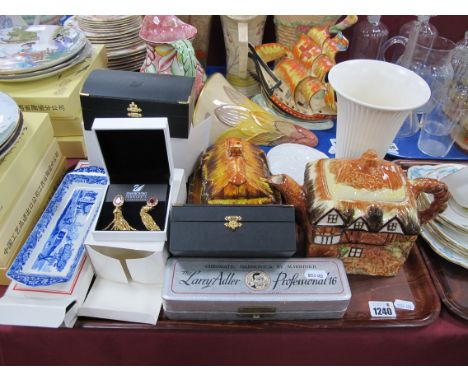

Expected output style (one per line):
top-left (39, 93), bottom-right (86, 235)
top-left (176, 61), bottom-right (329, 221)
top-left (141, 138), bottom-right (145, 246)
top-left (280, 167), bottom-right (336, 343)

top-left (269, 149), bottom-right (450, 276)
top-left (139, 15), bottom-right (205, 99)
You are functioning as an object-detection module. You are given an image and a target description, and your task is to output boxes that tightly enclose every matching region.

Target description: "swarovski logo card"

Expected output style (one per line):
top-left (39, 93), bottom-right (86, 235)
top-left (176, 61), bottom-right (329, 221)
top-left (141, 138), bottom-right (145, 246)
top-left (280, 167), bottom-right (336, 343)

top-left (105, 184), bottom-right (168, 203)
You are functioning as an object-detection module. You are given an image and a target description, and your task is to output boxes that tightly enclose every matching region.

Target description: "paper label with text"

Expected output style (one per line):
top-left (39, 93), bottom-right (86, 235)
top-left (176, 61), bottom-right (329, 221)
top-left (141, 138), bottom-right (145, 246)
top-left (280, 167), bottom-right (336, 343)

top-left (368, 301), bottom-right (397, 318)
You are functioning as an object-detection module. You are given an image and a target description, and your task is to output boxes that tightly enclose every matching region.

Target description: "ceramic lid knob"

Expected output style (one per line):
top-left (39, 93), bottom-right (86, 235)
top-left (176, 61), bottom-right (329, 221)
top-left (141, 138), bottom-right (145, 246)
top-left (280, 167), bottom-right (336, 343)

top-left (139, 15), bottom-right (197, 43)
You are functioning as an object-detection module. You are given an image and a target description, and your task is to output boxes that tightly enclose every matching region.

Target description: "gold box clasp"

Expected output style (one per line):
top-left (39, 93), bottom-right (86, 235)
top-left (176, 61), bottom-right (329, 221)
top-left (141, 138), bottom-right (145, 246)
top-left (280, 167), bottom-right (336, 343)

top-left (224, 216), bottom-right (242, 231)
top-left (127, 101), bottom-right (142, 117)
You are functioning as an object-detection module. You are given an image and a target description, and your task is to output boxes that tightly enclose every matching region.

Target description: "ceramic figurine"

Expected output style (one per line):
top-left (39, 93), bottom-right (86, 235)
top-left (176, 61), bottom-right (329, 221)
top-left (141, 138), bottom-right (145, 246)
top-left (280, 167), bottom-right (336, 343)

top-left (268, 149), bottom-right (450, 276)
top-left (188, 137), bottom-right (280, 205)
top-left (139, 15), bottom-right (206, 99)
top-left (193, 73), bottom-right (319, 147)
top-left (249, 15), bottom-right (357, 121)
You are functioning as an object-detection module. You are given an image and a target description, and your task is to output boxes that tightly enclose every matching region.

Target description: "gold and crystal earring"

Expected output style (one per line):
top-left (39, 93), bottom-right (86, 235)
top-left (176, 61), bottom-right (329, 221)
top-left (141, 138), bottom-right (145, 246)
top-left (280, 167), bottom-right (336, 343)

top-left (104, 194), bottom-right (136, 231)
top-left (140, 196), bottom-right (161, 231)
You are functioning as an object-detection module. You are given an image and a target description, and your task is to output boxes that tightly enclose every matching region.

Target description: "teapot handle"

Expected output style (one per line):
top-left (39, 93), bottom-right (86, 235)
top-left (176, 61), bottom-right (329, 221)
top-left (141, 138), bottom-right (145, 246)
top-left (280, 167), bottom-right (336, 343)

top-left (378, 35), bottom-right (408, 62)
top-left (410, 178), bottom-right (450, 225)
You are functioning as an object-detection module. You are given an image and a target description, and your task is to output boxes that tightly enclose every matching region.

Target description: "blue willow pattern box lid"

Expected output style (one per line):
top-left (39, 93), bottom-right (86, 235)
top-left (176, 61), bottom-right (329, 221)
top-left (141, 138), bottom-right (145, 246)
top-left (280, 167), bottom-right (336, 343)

top-left (162, 257), bottom-right (351, 320)
top-left (0, 25), bottom-right (87, 75)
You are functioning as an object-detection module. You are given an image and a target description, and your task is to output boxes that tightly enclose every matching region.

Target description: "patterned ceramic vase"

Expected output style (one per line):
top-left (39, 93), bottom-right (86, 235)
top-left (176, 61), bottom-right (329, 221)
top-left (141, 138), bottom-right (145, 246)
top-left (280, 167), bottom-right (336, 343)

top-left (273, 16), bottom-right (341, 49)
top-left (220, 15), bottom-right (267, 98)
top-left (139, 15), bottom-right (206, 99)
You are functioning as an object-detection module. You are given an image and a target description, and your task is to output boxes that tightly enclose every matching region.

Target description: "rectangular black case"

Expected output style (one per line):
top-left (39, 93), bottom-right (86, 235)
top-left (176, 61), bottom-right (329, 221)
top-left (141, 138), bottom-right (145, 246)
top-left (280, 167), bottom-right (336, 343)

top-left (169, 205), bottom-right (296, 257)
top-left (80, 69), bottom-right (195, 138)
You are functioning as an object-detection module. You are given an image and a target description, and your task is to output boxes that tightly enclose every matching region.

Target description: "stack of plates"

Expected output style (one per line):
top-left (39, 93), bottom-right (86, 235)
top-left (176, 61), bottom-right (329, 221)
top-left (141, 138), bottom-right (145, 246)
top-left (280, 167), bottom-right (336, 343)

top-left (0, 25), bottom-right (91, 82)
top-left (408, 164), bottom-right (468, 269)
top-left (0, 92), bottom-right (23, 160)
top-left (72, 15), bottom-right (146, 71)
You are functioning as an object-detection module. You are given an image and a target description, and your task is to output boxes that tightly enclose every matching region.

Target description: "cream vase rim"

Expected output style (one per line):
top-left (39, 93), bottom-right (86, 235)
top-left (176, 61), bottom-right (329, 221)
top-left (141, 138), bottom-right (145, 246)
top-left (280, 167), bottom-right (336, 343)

top-left (328, 59), bottom-right (431, 113)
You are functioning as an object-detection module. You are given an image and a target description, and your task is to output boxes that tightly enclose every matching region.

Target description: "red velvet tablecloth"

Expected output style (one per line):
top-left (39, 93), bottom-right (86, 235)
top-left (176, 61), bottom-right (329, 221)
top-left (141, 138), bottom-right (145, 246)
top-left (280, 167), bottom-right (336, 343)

top-left (0, 286), bottom-right (467, 365)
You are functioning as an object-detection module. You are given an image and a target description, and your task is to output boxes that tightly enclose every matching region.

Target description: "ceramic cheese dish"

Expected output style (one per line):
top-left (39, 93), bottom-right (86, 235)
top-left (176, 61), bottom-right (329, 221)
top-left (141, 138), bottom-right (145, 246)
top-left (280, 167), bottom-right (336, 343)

top-left (188, 137), bottom-right (280, 205)
top-left (269, 149), bottom-right (450, 276)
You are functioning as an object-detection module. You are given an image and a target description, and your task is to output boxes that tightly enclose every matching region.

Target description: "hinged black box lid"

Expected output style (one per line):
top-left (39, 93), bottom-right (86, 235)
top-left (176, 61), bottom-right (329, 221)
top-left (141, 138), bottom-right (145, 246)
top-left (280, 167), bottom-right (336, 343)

top-left (169, 205), bottom-right (296, 257)
top-left (81, 69), bottom-right (195, 138)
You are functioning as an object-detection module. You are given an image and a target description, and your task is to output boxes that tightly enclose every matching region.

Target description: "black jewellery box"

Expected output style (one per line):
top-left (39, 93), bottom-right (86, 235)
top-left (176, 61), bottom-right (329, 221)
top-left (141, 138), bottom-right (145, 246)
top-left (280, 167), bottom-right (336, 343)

top-left (169, 205), bottom-right (297, 257)
top-left (80, 69), bottom-right (195, 139)
top-left (90, 117), bottom-right (175, 243)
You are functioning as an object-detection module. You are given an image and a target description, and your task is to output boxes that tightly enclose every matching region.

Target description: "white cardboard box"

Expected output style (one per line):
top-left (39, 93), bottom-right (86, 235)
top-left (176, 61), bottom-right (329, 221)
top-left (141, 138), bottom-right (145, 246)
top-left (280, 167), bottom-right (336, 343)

top-left (78, 277), bottom-right (164, 325)
top-left (0, 255), bottom-right (94, 328)
top-left (79, 169), bottom-right (186, 325)
top-left (84, 117), bottom-right (212, 178)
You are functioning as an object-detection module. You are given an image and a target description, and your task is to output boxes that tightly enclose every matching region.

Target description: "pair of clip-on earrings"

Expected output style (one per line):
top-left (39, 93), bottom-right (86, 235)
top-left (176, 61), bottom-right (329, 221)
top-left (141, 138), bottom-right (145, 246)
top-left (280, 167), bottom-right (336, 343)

top-left (104, 194), bottom-right (161, 231)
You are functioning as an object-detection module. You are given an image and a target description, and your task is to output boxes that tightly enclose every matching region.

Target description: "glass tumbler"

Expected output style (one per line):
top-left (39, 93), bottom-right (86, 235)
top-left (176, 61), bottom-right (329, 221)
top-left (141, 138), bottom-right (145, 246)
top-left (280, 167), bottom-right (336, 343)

top-left (418, 91), bottom-right (467, 157)
top-left (380, 29), bottom-right (456, 138)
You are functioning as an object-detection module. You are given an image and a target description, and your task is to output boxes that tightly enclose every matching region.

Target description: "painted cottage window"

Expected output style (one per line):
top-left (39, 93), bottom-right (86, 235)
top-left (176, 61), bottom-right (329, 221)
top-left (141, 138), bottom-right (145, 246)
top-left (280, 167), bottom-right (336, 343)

top-left (354, 221), bottom-right (364, 230)
top-left (379, 218), bottom-right (404, 235)
top-left (314, 234), bottom-right (341, 245)
top-left (327, 214), bottom-right (338, 224)
top-left (348, 248), bottom-right (363, 257)
top-left (317, 209), bottom-right (345, 227)
top-left (387, 222), bottom-right (397, 232)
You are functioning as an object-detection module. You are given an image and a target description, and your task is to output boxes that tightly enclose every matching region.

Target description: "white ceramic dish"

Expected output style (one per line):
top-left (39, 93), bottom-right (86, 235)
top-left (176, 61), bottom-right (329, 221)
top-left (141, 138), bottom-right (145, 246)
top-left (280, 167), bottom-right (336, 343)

top-left (267, 143), bottom-right (328, 185)
top-left (428, 220), bottom-right (468, 256)
top-left (421, 223), bottom-right (468, 269)
top-left (0, 92), bottom-right (20, 146)
top-left (441, 167), bottom-right (468, 208)
top-left (7, 172), bottom-right (108, 287)
top-left (408, 164), bottom-right (468, 232)
top-left (0, 113), bottom-right (23, 161)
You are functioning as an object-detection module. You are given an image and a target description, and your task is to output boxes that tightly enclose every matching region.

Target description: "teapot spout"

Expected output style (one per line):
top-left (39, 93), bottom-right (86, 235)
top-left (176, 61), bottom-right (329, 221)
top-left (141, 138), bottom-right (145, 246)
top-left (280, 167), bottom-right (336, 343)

top-left (268, 174), bottom-right (308, 228)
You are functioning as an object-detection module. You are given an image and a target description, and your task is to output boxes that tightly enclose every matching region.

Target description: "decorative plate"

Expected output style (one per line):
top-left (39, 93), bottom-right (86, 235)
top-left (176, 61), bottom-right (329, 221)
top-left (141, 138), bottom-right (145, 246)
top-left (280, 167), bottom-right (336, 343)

top-left (0, 25), bottom-right (87, 75)
top-left (408, 164), bottom-right (468, 233)
top-left (421, 223), bottom-right (468, 269)
top-left (266, 143), bottom-right (328, 185)
top-left (0, 92), bottom-right (20, 146)
top-left (0, 42), bottom-right (91, 83)
top-left (408, 164), bottom-right (468, 269)
top-left (7, 172), bottom-right (108, 286)
top-left (427, 219), bottom-right (468, 259)
top-left (0, 112), bottom-right (23, 161)
top-left (78, 15), bottom-right (137, 23)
